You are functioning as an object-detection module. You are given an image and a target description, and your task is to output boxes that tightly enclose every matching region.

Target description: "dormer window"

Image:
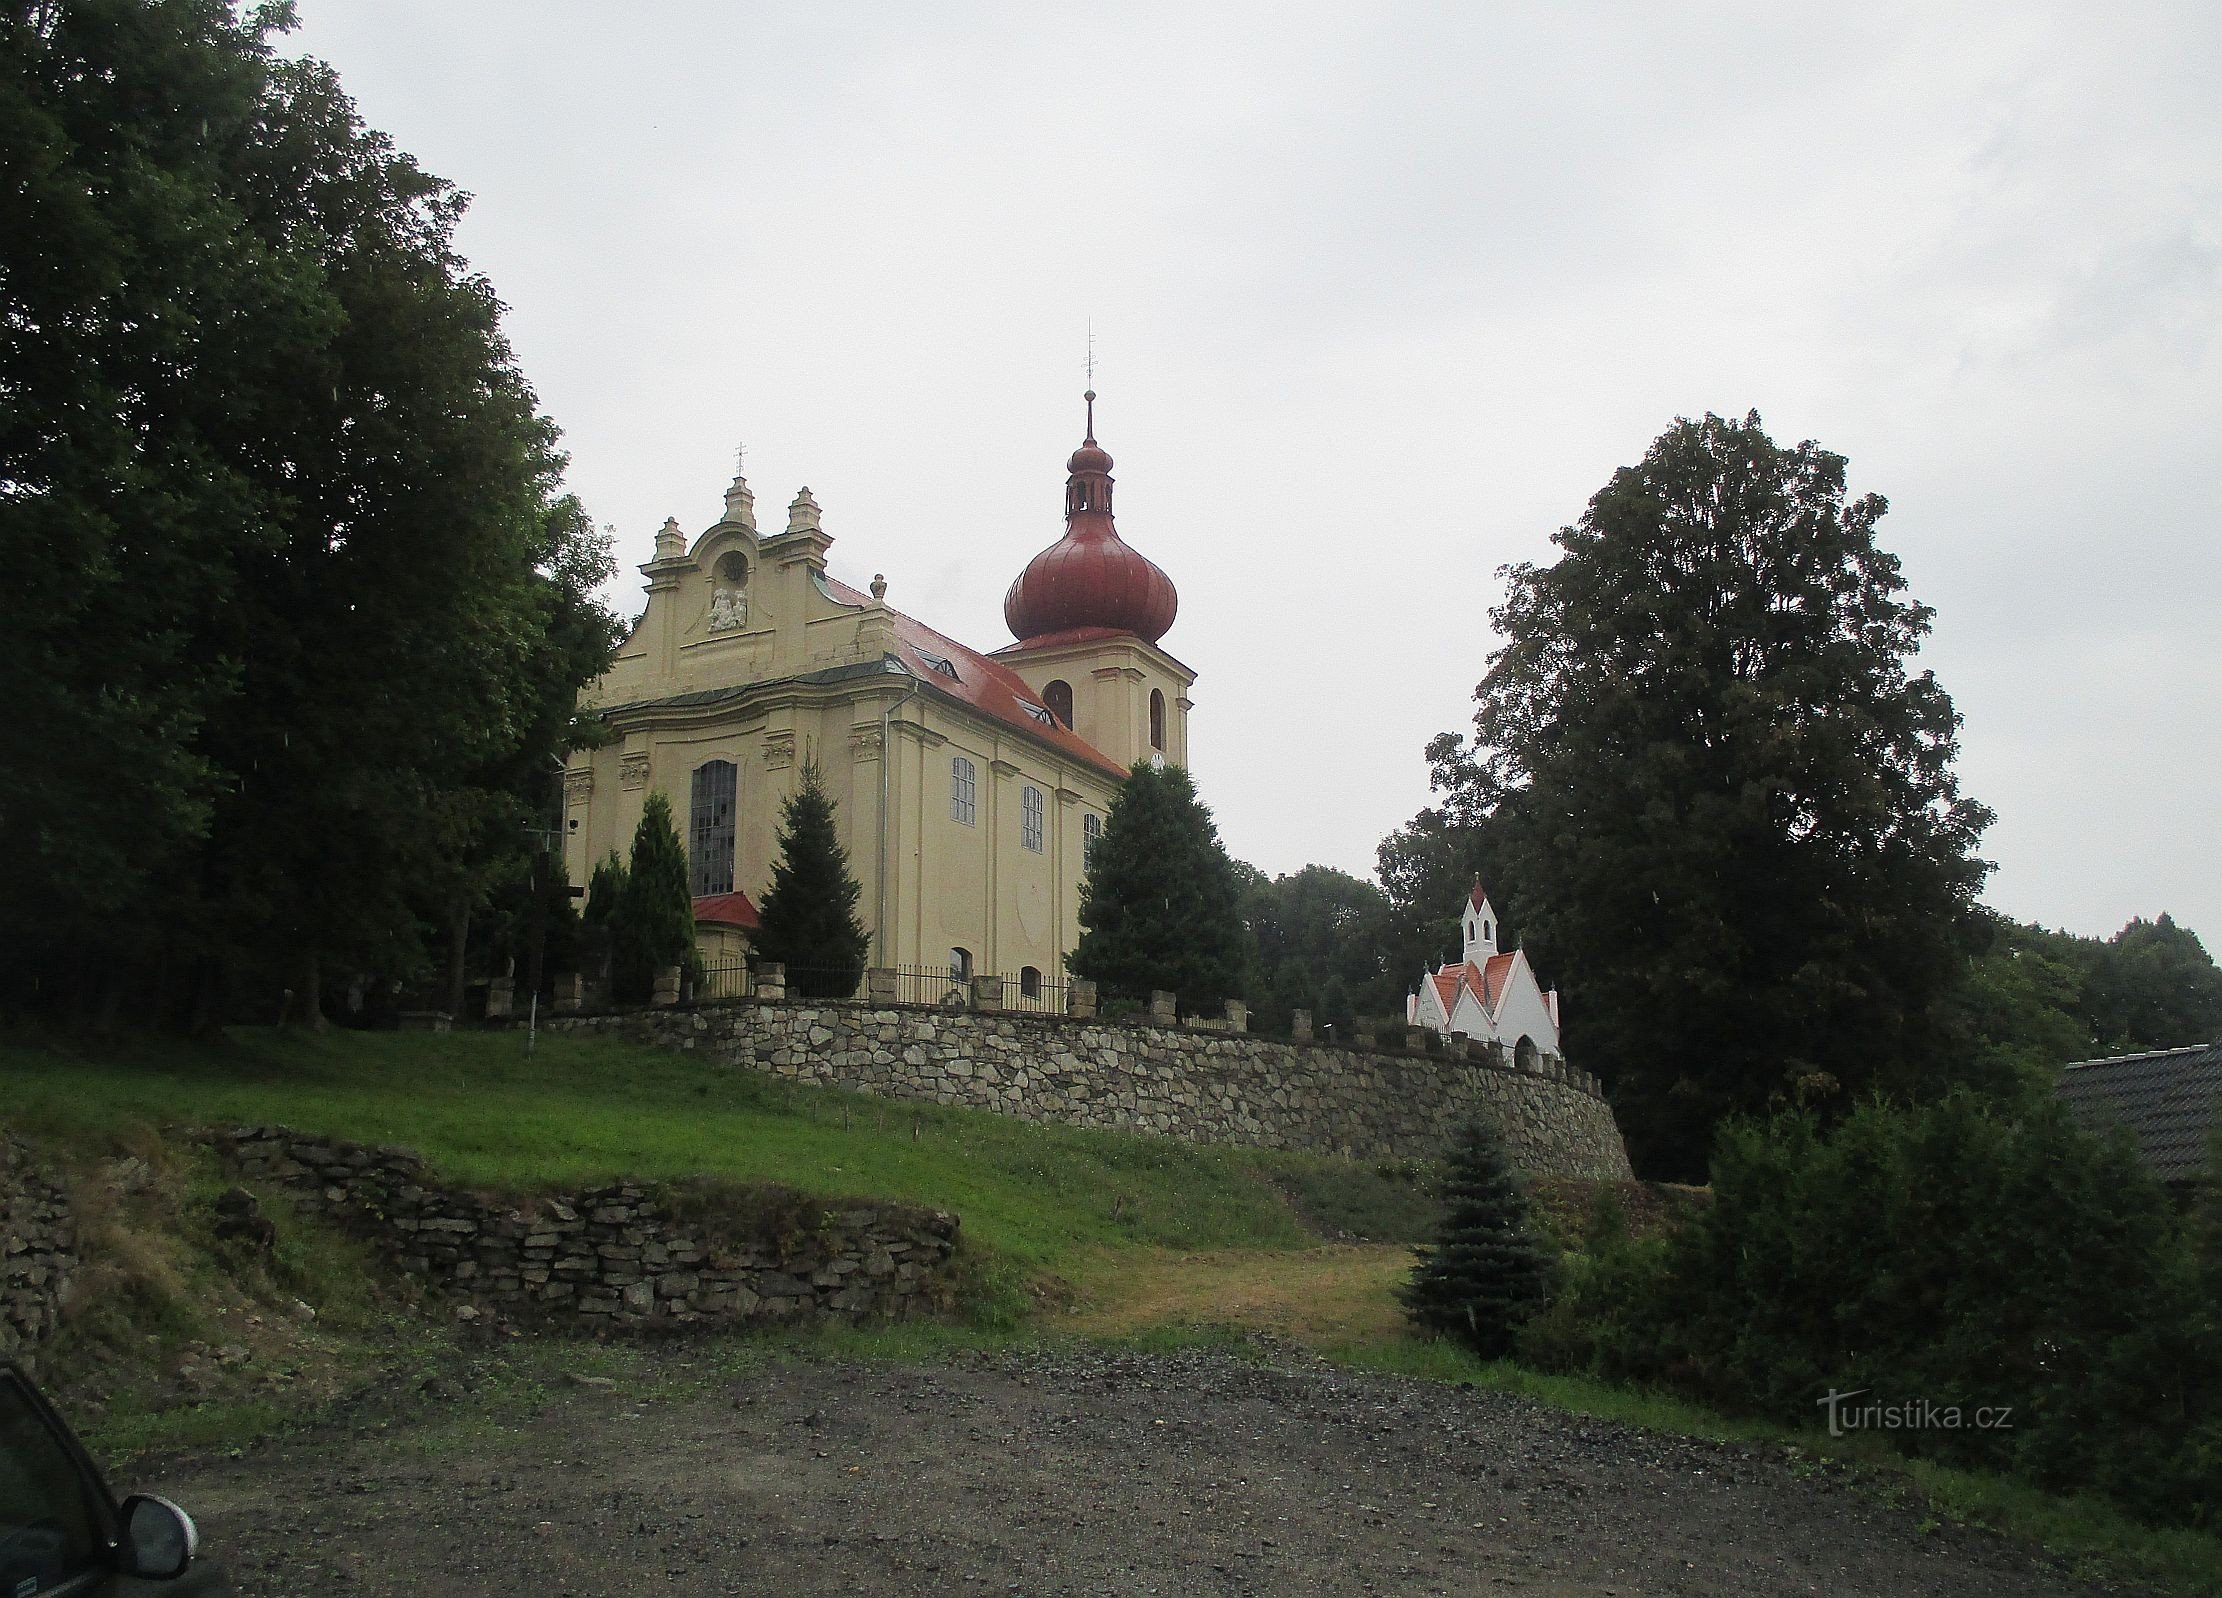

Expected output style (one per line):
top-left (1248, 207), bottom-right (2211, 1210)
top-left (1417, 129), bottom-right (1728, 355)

top-left (1019, 701), bottom-right (1054, 726)
top-left (915, 648), bottom-right (960, 680)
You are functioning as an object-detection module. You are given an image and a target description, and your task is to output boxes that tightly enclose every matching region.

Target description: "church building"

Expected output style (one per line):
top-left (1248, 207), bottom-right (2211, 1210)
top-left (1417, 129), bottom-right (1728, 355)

top-left (1407, 882), bottom-right (1564, 1068)
top-left (560, 392), bottom-right (1192, 990)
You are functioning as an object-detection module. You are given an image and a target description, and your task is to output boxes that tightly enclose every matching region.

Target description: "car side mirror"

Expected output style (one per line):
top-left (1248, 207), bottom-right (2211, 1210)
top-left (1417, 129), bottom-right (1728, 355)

top-left (117, 1494), bottom-right (198, 1581)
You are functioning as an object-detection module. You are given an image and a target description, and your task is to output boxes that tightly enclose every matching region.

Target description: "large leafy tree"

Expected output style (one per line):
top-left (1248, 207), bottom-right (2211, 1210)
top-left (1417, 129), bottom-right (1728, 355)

top-left (1375, 732), bottom-right (1519, 984)
top-left (1443, 411), bottom-right (1993, 1177)
top-left (752, 762), bottom-right (869, 999)
top-left (0, 2), bottom-right (616, 1024)
top-left (1940, 911), bottom-right (2222, 1086)
top-left (2082, 914), bottom-right (2222, 1052)
top-left (1239, 863), bottom-right (1403, 1034)
top-left (1070, 763), bottom-right (1254, 1010)
top-left (0, 0), bottom-right (312, 1011)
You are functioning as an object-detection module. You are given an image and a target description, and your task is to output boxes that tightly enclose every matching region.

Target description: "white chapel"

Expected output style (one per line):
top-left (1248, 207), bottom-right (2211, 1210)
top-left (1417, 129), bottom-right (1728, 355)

top-left (1406, 881), bottom-right (1564, 1068)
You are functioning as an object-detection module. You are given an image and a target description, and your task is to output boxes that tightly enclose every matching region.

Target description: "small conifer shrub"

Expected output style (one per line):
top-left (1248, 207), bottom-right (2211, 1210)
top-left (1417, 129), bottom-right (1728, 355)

top-left (752, 761), bottom-right (869, 999)
top-left (610, 792), bottom-right (693, 1004)
top-left (1399, 1117), bottom-right (1554, 1356)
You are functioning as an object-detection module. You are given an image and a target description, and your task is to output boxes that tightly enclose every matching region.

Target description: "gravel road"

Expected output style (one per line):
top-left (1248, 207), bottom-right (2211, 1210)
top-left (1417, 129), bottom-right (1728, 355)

top-left (150, 1346), bottom-right (2122, 1597)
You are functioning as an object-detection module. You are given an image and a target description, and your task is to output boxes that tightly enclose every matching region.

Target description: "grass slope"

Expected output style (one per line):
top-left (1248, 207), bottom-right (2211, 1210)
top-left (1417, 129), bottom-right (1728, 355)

top-left (0, 1026), bottom-right (1437, 1289)
top-left (9, 1025), bottom-right (2217, 1593)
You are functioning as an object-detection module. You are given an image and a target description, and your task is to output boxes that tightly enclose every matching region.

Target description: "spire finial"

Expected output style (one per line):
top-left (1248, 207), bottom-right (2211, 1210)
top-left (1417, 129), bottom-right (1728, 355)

top-left (1084, 322), bottom-right (1098, 442)
top-left (734, 441), bottom-right (747, 476)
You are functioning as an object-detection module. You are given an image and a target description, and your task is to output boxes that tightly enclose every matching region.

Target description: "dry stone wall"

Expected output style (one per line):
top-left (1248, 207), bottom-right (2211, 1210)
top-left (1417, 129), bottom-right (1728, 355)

top-left (546, 1003), bottom-right (1634, 1180)
top-left (1, 1134), bottom-right (74, 1360)
top-left (213, 1128), bottom-right (959, 1332)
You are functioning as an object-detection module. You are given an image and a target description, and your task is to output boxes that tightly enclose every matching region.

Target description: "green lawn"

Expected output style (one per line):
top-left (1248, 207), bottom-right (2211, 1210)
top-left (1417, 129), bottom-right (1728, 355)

top-left (11, 1024), bottom-right (2216, 1594)
top-left (0, 1025), bottom-right (1374, 1279)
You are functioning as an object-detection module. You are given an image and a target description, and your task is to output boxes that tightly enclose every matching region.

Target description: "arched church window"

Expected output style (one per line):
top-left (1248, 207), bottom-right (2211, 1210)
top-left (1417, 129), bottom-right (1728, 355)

top-left (1020, 966), bottom-right (1042, 1000)
top-left (1149, 689), bottom-right (1166, 752)
top-left (1043, 679), bottom-right (1074, 728)
top-left (1021, 786), bottom-right (1044, 852)
top-left (950, 946), bottom-right (972, 984)
top-left (1082, 812), bottom-right (1101, 869)
top-left (1514, 1035), bottom-right (1540, 1073)
top-left (689, 760), bottom-right (737, 895)
top-left (951, 756), bottom-right (976, 825)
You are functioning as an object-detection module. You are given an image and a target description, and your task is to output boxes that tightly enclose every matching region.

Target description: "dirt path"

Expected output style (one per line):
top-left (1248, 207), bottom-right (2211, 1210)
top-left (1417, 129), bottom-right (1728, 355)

top-left (148, 1344), bottom-right (2114, 1597)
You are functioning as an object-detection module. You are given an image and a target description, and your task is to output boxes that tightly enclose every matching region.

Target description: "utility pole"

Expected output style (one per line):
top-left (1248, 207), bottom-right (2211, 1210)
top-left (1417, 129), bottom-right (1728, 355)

top-left (522, 760), bottom-right (571, 1056)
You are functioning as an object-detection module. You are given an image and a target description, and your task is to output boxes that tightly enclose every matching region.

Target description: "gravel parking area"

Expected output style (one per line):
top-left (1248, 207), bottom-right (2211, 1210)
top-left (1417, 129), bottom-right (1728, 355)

top-left (151, 1346), bottom-right (2116, 1596)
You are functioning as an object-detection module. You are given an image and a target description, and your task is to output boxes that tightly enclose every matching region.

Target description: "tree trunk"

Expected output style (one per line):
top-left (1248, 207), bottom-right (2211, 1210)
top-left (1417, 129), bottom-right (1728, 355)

top-left (294, 947), bottom-right (328, 1031)
top-left (445, 896), bottom-right (472, 1018)
top-left (525, 852), bottom-right (548, 1010)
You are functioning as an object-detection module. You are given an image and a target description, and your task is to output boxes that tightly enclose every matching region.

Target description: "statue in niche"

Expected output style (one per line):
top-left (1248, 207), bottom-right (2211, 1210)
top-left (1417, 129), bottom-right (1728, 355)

top-left (707, 587), bottom-right (747, 632)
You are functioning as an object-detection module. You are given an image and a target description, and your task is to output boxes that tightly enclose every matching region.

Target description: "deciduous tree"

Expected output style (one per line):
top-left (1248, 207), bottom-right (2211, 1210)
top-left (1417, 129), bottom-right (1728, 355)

top-left (1435, 411), bottom-right (1992, 1176)
top-left (0, 3), bottom-right (617, 1024)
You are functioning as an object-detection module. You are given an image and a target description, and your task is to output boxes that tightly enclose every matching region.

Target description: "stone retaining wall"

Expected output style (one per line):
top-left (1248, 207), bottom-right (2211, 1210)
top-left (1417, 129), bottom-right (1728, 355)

top-left (0, 1135), bottom-right (74, 1361)
top-left (214, 1128), bottom-right (960, 1332)
top-left (546, 1003), bottom-right (1634, 1180)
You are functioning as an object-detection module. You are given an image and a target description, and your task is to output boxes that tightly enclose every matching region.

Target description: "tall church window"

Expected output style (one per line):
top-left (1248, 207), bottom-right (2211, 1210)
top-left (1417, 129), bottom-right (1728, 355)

top-left (1021, 785), bottom-right (1044, 852)
top-left (689, 760), bottom-right (737, 895)
top-left (1043, 679), bottom-right (1073, 728)
top-left (1149, 689), bottom-right (1166, 752)
top-left (951, 756), bottom-right (976, 825)
top-left (1020, 966), bottom-right (1042, 1000)
top-left (1083, 812), bottom-right (1101, 868)
top-left (950, 946), bottom-right (972, 984)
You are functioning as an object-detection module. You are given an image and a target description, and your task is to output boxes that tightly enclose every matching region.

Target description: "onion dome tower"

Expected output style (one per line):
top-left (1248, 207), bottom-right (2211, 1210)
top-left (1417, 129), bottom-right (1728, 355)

top-left (1002, 391), bottom-right (1178, 646)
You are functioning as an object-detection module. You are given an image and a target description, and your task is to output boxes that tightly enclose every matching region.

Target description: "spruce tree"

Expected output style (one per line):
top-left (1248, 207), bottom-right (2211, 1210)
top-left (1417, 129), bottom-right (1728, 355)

top-left (584, 850), bottom-right (627, 931)
top-left (1400, 1118), bottom-right (1554, 1357)
top-left (1069, 762), bottom-right (1255, 1009)
top-left (752, 762), bottom-right (870, 999)
top-left (610, 793), bottom-right (693, 1004)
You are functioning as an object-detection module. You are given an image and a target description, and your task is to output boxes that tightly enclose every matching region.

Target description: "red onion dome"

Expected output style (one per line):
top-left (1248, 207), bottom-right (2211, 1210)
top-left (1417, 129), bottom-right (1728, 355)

top-left (1003, 392), bottom-right (1178, 646)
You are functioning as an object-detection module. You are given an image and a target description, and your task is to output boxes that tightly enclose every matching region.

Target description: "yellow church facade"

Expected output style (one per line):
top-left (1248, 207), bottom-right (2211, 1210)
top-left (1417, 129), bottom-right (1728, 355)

top-left (560, 395), bottom-right (1193, 988)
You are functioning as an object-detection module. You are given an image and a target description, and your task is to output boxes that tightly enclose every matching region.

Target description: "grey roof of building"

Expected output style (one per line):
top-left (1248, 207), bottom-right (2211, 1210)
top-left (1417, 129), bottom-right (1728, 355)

top-left (2056, 1041), bottom-right (2222, 1185)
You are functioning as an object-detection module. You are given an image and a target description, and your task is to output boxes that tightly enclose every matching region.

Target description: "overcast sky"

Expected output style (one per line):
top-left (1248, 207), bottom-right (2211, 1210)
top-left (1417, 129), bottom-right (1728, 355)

top-left (288, 1), bottom-right (2220, 945)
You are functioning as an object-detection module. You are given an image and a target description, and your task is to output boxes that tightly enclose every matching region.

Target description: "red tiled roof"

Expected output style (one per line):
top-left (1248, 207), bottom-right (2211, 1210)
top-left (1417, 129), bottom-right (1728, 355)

top-left (1479, 951), bottom-right (1515, 1009)
top-left (824, 577), bottom-right (1128, 778)
top-left (693, 890), bottom-right (760, 930)
top-left (1433, 952), bottom-right (1520, 1019)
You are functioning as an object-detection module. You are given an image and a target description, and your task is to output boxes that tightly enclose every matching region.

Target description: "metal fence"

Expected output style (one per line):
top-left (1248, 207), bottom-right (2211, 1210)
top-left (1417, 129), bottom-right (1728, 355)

top-left (993, 975), bottom-right (1068, 1015)
top-left (686, 960), bottom-right (1076, 1013)
top-left (694, 959), bottom-right (752, 1002)
top-left (891, 965), bottom-right (971, 1008)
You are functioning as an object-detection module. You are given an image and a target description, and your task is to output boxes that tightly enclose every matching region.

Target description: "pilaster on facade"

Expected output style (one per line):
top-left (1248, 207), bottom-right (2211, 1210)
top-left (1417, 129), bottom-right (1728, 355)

top-left (618, 751), bottom-right (651, 791)
top-left (761, 730), bottom-right (796, 771)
